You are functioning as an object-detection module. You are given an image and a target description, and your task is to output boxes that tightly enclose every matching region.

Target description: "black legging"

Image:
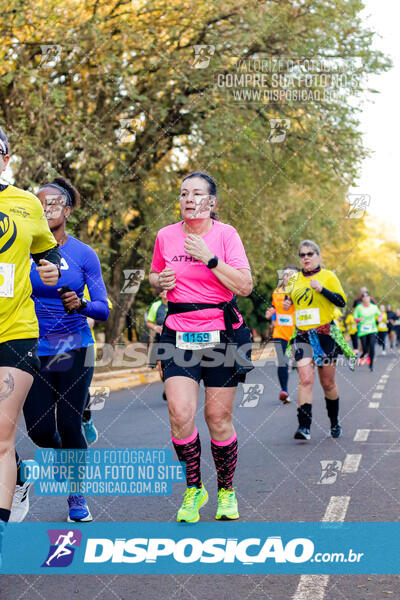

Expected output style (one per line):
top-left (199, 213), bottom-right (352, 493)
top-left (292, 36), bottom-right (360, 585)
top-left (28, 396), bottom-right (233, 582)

top-left (377, 331), bottom-right (387, 351)
top-left (82, 391), bottom-right (92, 424)
top-left (23, 346), bottom-right (95, 450)
top-left (360, 333), bottom-right (376, 368)
top-left (274, 338), bottom-right (289, 392)
top-left (350, 333), bottom-right (358, 351)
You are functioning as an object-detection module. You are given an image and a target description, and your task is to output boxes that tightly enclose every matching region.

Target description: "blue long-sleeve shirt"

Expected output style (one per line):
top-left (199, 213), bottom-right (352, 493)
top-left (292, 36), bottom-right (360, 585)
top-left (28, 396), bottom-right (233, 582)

top-left (30, 236), bottom-right (109, 355)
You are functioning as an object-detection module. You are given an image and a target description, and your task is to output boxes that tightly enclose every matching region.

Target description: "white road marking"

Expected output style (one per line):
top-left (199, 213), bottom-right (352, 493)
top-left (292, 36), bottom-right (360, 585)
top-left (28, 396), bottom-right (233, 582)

top-left (369, 402), bottom-right (379, 408)
top-left (293, 497), bottom-right (350, 599)
top-left (342, 454), bottom-right (362, 473)
top-left (376, 385), bottom-right (385, 390)
top-left (292, 576), bottom-right (330, 600)
top-left (322, 496), bottom-right (350, 521)
top-left (354, 429), bottom-right (370, 442)
top-left (372, 393), bottom-right (382, 399)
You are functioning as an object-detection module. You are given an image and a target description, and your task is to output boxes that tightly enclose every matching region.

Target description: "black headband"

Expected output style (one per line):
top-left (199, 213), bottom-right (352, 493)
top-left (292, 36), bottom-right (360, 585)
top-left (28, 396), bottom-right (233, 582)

top-left (46, 183), bottom-right (73, 207)
top-left (0, 139), bottom-right (8, 154)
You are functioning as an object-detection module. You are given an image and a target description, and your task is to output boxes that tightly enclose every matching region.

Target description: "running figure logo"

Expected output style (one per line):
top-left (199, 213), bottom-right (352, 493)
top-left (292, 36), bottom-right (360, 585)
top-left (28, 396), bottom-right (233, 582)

top-left (239, 384), bottom-right (264, 408)
top-left (42, 529), bottom-right (82, 567)
top-left (192, 45), bottom-right (215, 69)
top-left (88, 386), bottom-right (110, 411)
top-left (121, 269), bottom-right (145, 294)
top-left (39, 44), bottom-right (62, 68)
top-left (346, 193), bottom-right (370, 219)
top-left (267, 119), bottom-right (291, 143)
top-left (318, 460), bottom-right (342, 485)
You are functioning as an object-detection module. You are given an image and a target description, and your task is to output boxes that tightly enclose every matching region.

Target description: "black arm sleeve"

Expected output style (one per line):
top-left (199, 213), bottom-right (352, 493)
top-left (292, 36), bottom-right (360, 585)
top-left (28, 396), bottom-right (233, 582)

top-left (31, 244), bottom-right (61, 272)
top-left (320, 287), bottom-right (346, 307)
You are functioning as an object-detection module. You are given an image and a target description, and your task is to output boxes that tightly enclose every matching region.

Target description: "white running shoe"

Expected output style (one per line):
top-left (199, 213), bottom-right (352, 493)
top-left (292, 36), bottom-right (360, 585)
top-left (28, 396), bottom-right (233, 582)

top-left (9, 481), bottom-right (33, 522)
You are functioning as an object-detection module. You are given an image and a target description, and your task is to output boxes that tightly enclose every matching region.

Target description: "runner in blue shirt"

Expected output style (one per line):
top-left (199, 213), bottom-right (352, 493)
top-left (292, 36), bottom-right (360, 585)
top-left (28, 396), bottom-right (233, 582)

top-left (11, 177), bottom-right (109, 524)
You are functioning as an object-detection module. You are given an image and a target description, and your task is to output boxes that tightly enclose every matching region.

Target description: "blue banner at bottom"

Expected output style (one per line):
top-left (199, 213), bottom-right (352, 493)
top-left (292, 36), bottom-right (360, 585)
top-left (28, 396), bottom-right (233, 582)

top-left (1, 522), bottom-right (398, 574)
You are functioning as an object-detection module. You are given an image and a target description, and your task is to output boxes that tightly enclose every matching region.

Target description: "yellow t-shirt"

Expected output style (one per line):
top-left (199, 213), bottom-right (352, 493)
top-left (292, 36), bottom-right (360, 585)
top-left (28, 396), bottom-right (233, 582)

top-left (333, 308), bottom-right (345, 332)
top-left (345, 313), bottom-right (358, 335)
top-left (287, 268), bottom-right (346, 331)
top-left (0, 185), bottom-right (57, 343)
top-left (377, 311), bottom-right (388, 332)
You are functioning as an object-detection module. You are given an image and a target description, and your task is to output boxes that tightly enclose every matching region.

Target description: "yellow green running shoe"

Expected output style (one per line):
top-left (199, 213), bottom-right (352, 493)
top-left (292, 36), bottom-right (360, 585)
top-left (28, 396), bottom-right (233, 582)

top-left (215, 488), bottom-right (239, 520)
top-left (176, 485), bottom-right (208, 523)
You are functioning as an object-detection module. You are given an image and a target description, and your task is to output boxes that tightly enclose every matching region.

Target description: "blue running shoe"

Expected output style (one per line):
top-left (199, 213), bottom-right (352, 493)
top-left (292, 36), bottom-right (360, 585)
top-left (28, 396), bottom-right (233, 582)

top-left (67, 495), bottom-right (92, 522)
top-left (294, 427), bottom-right (311, 440)
top-left (82, 418), bottom-right (98, 444)
top-left (330, 423), bottom-right (342, 438)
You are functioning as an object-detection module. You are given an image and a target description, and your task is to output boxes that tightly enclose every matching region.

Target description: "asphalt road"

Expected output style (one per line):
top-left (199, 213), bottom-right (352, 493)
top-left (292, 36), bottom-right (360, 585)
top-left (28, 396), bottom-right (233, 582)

top-left (3, 346), bottom-right (400, 599)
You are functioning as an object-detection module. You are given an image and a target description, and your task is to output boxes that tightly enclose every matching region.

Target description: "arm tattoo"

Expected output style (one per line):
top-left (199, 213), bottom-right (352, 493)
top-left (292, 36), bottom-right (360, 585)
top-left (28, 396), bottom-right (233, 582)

top-left (0, 372), bottom-right (15, 402)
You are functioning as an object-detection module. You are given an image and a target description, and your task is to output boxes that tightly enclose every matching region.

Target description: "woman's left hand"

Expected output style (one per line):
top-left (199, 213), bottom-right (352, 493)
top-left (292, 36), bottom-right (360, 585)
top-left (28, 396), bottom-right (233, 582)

top-left (184, 234), bottom-right (214, 264)
top-left (37, 259), bottom-right (59, 286)
top-left (57, 288), bottom-right (82, 311)
top-left (309, 279), bottom-right (323, 292)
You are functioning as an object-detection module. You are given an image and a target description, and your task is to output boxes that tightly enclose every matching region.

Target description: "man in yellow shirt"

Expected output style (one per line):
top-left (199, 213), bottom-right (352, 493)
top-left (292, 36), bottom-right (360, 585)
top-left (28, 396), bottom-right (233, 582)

top-left (0, 127), bottom-right (60, 563)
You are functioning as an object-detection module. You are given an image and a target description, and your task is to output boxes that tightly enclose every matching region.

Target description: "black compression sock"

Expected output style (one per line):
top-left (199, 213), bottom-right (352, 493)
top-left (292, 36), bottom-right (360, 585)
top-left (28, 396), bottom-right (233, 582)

top-left (16, 452), bottom-right (23, 486)
top-left (0, 509), bottom-right (11, 523)
top-left (297, 403), bottom-right (312, 429)
top-left (325, 397), bottom-right (339, 427)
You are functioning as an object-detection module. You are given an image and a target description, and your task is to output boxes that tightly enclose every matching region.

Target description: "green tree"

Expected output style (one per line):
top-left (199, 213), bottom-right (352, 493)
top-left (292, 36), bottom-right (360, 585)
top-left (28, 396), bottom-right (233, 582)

top-left (0, 0), bottom-right (390, 341)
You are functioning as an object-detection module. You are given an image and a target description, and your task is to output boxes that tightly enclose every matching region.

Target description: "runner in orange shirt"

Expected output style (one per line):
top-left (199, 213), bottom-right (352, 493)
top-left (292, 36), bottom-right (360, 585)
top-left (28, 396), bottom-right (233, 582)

top-left (265, 266), bottom-right (298, 403)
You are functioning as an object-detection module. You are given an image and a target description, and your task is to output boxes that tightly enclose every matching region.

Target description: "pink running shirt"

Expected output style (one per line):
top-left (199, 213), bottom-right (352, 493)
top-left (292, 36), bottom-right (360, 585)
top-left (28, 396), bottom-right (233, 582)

top-left (150, 220), bottom-right (250, 332)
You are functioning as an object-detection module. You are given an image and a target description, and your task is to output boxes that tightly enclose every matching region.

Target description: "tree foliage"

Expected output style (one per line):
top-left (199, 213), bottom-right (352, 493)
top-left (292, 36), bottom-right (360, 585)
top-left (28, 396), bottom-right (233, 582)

top-left (0, 0), bottom-right (394, 340)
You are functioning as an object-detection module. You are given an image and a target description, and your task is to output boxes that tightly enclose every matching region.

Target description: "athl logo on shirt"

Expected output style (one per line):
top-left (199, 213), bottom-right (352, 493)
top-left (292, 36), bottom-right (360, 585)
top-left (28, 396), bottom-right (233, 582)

top-left (171, 255), bottom-right (201, 263)
top-left (42, 529), bottom-right (82, 567)
top-left (0, 212), bottom-right (17, 253)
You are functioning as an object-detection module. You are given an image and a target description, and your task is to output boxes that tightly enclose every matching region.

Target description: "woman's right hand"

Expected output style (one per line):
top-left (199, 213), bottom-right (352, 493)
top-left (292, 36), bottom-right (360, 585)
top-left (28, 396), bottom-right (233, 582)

top-left (158, 268), bottom-right (176, 290)
top-left (265, 307), bottom-right (275, 319)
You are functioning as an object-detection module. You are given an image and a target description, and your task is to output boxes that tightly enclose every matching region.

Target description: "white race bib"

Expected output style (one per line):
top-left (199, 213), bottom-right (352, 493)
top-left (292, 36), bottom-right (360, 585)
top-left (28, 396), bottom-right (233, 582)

top-left (276, 313), bottom-right (294, 327)
top-left (0, 263), bottom-right (15, 298)
top-left (176, 330), bottom-right (220, 350)
top-left (295, 308), bottom-right (320, 327)
top-left (360, 323), bottom-right (373, 333)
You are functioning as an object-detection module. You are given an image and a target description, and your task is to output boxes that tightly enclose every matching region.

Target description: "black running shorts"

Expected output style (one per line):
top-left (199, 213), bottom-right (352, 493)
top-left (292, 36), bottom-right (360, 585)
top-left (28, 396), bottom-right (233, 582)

top-left (293, 331), bottom-right (342, 365)
top-left (0, 338), bottom-right (40, 377)
top-left (159, 325), bottom-right (253, 387)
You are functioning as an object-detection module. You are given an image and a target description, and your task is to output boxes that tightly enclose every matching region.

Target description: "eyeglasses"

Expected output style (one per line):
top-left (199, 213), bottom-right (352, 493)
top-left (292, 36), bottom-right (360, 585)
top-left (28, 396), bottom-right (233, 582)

top-left (299, 252), bottom-right (315, 258)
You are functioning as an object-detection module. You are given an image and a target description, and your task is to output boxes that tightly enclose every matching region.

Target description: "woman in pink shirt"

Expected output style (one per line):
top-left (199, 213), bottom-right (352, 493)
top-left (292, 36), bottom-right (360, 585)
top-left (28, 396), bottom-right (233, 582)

top-left (149, 171), bottom-right (253, 523)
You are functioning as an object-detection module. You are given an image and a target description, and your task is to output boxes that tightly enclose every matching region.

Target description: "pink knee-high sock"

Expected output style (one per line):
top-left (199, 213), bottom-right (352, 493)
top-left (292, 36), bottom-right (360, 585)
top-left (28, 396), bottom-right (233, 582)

top-left (211, 433), bottom-right (238, 490)
top-left (172, 428), bottom-right (202, 488)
